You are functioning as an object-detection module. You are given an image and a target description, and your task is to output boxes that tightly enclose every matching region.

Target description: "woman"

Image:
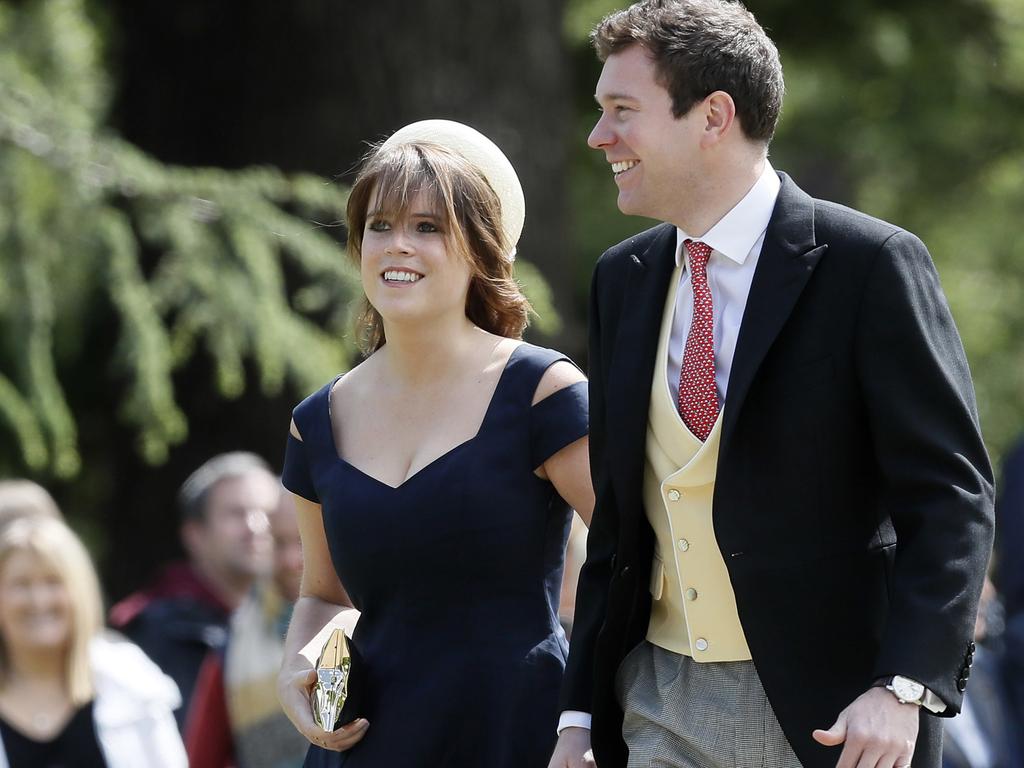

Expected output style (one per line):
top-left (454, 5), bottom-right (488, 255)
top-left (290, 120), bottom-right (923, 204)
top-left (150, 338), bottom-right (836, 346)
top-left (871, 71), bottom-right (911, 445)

top-left (0, 480), bottom-right (61, 531)
top-left (0, 515), bottom-right (187, 768)
top-left (278, 120), bottom-right (593, 767)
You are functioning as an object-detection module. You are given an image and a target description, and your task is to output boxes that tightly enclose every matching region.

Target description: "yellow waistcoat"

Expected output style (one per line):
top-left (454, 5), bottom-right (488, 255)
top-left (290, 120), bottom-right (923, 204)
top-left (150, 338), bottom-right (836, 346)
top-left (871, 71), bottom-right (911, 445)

top-left (643, 263), bottom-right (751, 661)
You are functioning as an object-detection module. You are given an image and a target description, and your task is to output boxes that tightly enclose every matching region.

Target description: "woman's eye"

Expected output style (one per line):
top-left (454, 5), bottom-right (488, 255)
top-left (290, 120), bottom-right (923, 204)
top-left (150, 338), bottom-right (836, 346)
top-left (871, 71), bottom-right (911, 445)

top-left (416, 221), bottom-right (439, 233)
top-left (367, 219), bottom-right (390, 232)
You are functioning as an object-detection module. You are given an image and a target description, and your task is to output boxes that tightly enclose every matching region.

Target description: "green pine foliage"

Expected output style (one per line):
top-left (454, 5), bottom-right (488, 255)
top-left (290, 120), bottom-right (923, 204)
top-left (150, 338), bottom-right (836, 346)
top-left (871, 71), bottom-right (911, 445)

top-left (0, 0), bottom-right (560, 479)
top-left (0, 0), bottom-right (360, 476)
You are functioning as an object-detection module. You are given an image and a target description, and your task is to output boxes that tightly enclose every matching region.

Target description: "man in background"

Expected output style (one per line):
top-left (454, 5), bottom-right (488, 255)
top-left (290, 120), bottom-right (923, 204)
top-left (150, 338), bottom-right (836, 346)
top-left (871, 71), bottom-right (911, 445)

top-left (110, 451), bottom-right (277, 732)
top-left (226, 486), bottom-right (307, 766)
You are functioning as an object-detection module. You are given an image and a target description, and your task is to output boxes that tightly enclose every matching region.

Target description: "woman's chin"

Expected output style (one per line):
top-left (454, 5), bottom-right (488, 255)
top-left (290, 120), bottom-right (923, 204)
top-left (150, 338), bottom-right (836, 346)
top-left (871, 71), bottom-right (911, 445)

top-left (8, 631), bottom-right (70, 653)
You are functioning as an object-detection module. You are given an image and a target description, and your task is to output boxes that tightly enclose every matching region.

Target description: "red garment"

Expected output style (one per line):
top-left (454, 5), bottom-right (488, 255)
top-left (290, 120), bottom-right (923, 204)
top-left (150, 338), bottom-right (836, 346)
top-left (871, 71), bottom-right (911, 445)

top-left (184, 650), bottom-right (236, 768)
top-left (109, 562), bottom-right (231, 629)
top-left (108, 561), bottom-right (235, 737)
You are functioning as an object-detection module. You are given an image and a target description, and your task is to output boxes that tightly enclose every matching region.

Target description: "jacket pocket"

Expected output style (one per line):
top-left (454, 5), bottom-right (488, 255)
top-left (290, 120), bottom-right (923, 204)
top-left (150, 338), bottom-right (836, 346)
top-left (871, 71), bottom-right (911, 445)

top-left (649, 554), bottom-right (665, 601)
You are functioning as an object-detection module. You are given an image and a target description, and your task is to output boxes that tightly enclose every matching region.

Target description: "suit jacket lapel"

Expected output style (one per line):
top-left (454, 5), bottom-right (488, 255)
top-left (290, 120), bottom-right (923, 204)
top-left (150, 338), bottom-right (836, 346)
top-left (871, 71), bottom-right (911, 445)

top-left (607, 224), bottom-right (678, 502)
top-left (721, 173), bottom-right (828, 454)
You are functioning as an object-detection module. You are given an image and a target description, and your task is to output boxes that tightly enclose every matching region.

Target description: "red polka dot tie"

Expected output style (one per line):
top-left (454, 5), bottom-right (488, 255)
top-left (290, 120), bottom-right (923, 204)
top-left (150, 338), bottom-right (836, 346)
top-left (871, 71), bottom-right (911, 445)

top-left (678, 240), bottom-right (719, 441)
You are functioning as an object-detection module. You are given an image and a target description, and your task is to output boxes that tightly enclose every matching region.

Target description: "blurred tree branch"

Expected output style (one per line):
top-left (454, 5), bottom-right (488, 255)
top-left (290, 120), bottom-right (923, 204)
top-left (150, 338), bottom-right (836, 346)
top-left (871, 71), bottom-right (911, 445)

top-left (0, 0), bottom-right (359, 476)
top-left (0, 0), bottom-right (561, 480)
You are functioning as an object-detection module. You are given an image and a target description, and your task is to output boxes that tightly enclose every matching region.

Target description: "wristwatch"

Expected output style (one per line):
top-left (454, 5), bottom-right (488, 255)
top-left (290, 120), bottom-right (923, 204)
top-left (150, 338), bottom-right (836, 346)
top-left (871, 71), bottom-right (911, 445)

top-left (881, 675), bottom-right (926, 706)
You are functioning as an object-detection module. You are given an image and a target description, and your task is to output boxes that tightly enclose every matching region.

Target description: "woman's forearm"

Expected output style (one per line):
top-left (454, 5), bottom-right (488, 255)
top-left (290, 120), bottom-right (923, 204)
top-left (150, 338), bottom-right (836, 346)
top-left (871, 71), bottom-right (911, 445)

top-left (282, 595), bottom-right (358, 673)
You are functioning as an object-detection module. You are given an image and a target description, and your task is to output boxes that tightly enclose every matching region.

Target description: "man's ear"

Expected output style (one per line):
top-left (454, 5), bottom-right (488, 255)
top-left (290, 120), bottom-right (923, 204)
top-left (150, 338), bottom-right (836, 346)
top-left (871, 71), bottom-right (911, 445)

top-left (701, 90), bottom-right (737, 146)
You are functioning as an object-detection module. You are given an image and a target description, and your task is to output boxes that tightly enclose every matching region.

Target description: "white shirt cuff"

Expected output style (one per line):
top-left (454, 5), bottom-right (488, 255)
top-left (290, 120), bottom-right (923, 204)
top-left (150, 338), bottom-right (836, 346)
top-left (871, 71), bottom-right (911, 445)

top-left (922, 686), bottom-right (947, 714)
top-left (557, 711), bottom-right (592, 734)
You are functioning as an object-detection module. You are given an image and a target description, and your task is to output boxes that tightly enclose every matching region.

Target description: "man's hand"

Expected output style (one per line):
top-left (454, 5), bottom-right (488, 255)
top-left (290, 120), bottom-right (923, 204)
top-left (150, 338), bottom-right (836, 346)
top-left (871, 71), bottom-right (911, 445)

top-left (812, 686), bottom-right (918, 768)
top-left (548, 726), bottom-right (597, 768)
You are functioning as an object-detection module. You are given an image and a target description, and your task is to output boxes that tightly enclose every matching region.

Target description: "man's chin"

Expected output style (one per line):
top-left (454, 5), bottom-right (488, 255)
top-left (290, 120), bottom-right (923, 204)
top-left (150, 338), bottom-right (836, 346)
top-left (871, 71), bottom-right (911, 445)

top-left (616, 190), bottom-right (650, 218)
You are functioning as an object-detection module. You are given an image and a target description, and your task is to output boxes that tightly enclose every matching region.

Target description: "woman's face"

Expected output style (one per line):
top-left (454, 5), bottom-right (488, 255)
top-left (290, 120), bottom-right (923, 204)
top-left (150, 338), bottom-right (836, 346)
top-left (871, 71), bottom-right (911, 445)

top-left (0, 550), bottom-right (72, 655)
top-left (360, 187), bottom-right (473, 330)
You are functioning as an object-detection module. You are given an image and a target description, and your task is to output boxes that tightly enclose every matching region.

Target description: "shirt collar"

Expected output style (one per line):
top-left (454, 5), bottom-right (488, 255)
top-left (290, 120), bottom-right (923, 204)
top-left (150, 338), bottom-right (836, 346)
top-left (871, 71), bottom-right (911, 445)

top-left (675, 161), bottom-right (781, 268)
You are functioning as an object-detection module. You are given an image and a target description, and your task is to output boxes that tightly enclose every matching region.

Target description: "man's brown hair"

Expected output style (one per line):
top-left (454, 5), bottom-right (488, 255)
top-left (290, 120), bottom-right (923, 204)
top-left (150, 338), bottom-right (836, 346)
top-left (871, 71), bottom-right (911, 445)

top-left (593, 0), bottom-right (784, 143)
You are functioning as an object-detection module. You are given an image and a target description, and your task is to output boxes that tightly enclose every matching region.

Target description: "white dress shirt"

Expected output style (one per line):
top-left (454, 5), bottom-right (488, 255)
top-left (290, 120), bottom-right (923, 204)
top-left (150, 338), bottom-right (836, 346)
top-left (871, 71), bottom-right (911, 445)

top-left (665, 163), bottom-right (780, 404)
top-left (557, 163), bottom-right (780, 736)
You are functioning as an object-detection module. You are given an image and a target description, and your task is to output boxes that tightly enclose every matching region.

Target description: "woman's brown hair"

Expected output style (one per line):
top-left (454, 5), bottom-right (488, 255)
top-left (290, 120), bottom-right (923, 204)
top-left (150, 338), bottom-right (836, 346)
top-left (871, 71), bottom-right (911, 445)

top-left (346, 140), bottom-right (531, 354)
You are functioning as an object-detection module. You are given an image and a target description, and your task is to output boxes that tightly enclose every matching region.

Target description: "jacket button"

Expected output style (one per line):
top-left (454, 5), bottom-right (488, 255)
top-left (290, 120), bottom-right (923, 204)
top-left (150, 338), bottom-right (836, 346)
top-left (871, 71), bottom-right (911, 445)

top-left (667, 489), bottom-right (681, 502)
top-left (685, 588), bottom-right (698, 601)
top-left (957, 677), bottom-right (968, 692)
top-left (678, 539), bottom-right (690, 552)
top-left (969, 641), bottom-right (976, 652)
top-left (621, 565), bottom-right (631, 576)
top-left (694, 638), bottom-right (709, 652)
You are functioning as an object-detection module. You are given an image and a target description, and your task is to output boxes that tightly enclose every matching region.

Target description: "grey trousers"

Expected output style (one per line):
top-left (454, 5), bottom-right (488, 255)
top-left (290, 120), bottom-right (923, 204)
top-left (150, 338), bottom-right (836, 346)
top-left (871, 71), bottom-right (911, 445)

top-left (616, 641), bottom-right (803, 768)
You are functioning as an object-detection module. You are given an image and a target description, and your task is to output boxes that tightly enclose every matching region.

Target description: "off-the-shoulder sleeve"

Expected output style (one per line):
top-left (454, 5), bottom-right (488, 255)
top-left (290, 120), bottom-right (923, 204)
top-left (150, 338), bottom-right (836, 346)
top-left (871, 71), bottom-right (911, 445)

top-left (530, 380), bottom-right (589, 468)
top-left (282, 433), bottom-right (320, 503)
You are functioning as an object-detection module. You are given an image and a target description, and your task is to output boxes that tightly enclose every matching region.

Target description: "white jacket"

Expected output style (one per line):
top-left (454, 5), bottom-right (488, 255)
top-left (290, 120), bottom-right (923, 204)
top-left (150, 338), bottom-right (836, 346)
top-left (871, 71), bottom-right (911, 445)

top-left (0, 632), bottom-right (187, 768)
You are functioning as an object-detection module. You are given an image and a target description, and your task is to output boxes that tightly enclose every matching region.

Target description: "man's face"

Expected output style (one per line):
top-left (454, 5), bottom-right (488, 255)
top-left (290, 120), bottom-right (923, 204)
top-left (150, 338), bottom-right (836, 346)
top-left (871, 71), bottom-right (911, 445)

top-left (270, 493), bottom-right (303, 604)
top-left (189, 471), bottom-right (276, 586)
top-left (589, 45), bottom-right (706, 224)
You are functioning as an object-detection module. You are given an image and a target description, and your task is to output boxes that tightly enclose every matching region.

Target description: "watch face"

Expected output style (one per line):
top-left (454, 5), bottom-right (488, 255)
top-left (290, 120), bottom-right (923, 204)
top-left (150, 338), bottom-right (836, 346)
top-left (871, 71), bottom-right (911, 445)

top-left (892, 676), bottom-right (925, 702)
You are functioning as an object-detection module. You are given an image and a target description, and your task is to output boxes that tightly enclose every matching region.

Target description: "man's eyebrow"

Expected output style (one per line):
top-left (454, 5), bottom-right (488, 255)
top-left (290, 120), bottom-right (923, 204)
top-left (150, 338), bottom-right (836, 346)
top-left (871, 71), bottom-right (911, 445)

top-left (595, 92), bottom-right (639, 104)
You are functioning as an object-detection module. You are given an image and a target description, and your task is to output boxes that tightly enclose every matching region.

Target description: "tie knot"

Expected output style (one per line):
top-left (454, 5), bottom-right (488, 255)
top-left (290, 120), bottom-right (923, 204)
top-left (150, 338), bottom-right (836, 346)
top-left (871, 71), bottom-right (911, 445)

top-left (685, 239), bottom-right (712, 271)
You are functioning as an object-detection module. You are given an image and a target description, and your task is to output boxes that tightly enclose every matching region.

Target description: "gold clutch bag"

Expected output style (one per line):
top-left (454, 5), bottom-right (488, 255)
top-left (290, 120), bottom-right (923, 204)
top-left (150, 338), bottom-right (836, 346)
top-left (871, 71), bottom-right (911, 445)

top-left (311, 627), bottom-right (354, 731)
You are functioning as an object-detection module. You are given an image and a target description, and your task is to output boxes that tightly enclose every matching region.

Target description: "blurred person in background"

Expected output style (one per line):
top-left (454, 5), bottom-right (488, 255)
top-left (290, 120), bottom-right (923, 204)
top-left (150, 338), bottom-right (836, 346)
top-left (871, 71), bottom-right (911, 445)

top-left (942, 576), bottom-right (1022, 768)
top-left (187, 485), bottom-right (308, 768)
top-left (996, 436), bottom-right (1024, 621)
top-left (0, 480), bottom-right (62, 530)
top-left (0, 515), bottom-right (186, 767)
top-left (277, 119), bottom-right (593, 767)
top-left (996, 434), bottom-right (1024, 732)
top-left (109, 451), bottom-right (277, 732)
top-left (227, 488), bottom-right (307, 766)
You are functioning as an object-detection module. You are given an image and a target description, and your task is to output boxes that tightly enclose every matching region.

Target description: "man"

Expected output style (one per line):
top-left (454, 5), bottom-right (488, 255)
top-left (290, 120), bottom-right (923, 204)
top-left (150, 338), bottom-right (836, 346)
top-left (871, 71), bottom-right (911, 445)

top-left (225, 488), bottom-right (308, 766)
top-left (941, 578), bottom-right (1021, 768)
top-left (994, 435), bottom-right (1024, 747)
top-left (550, 2), bottom-right (994, 767)
top-left (185, 487), bottom-right (309, 768)
top-left (110, 451), bottom-right (277, 731)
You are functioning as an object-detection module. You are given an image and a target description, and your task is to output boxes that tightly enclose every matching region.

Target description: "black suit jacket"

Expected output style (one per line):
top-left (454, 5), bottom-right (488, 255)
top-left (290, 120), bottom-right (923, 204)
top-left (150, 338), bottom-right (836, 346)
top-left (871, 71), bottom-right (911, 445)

top-left (561, 173), bottom-right (995, 768)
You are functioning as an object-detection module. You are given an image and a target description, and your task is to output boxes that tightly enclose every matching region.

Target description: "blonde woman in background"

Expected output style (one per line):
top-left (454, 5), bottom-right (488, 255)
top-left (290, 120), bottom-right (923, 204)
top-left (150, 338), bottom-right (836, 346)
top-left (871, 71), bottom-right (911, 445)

top-left (0, 514), bottom-right (187, 768)
top-left (0, 480), bottom-right (61, 530)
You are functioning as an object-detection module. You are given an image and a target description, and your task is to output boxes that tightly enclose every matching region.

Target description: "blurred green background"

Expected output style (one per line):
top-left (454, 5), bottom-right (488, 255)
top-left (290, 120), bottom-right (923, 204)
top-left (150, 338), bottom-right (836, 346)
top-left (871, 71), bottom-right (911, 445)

top-left (1, 0), bottom-right (1022, 597)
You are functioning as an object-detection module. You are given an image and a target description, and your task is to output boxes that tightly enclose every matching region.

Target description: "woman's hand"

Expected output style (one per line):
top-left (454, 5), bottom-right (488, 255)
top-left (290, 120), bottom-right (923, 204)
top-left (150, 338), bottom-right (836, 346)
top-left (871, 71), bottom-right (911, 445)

top-left (278, 665), bottom-right (369, 751)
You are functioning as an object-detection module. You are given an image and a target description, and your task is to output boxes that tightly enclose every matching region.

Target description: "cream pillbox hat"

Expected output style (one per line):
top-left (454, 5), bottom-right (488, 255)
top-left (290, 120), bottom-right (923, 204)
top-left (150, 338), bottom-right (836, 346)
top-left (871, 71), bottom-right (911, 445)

top-left (379, 119), bottom-right (525, 261)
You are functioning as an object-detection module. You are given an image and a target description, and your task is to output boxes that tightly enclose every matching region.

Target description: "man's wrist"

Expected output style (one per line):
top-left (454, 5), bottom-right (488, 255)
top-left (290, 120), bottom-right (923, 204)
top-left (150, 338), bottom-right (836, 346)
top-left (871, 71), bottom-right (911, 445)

top-left (557, 710), bottom-right (592, 734)
top-left (874, 675), bottom-right (947, 713)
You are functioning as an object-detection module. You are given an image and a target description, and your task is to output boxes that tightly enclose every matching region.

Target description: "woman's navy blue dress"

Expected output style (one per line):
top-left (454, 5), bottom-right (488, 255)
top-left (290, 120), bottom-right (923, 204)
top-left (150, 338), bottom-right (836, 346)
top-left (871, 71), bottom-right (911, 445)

top-left (282, 343), bottom-right (588, 768)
